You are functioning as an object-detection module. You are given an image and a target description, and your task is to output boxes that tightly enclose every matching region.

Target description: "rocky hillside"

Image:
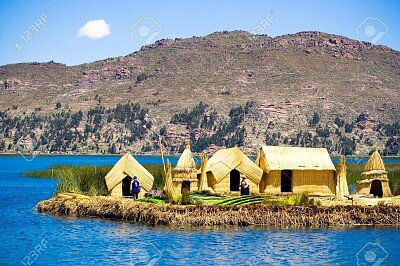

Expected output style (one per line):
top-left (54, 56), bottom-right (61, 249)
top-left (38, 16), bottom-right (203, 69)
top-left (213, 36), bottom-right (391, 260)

top-left (0, 31), bottom-right (399, 156)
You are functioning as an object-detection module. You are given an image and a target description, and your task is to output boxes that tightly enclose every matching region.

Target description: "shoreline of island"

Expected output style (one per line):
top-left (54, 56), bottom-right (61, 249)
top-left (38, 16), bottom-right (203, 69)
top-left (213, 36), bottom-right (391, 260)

top-left (37, 196), bottom-right (400, 228)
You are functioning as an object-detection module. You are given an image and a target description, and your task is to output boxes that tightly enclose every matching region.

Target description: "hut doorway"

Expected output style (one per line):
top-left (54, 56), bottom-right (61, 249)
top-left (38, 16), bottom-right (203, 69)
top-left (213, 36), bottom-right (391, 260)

top-left (122, 175), bottom-right (132, 197)
top-left (281, 170), bottom-right (292, 193)
top-left (370, 180), bottom-right (383, 198)
top-left (230, 169), bottom-right (240, 191)
top-left (181, 181), bottom-right (191, 194)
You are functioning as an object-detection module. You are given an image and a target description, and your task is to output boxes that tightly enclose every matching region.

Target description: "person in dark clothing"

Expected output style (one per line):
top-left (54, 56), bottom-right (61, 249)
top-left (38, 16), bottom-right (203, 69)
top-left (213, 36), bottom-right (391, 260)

top-left (131, 176), bottom-right (140, 200)
top-left (239, 175), bottom-right (250, 195)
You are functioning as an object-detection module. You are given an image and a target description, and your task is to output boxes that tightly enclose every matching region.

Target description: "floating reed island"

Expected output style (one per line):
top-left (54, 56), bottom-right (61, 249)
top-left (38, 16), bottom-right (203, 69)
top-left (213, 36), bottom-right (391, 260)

top-left (37, 194), bottom-right (400, 228)
top-left (31, 142), bottom-right (400, 228)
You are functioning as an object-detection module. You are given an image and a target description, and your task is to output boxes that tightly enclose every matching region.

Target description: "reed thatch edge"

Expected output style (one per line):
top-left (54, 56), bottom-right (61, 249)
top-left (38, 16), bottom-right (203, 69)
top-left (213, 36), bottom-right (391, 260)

top-left (357, 178), bottom-right (390, 184)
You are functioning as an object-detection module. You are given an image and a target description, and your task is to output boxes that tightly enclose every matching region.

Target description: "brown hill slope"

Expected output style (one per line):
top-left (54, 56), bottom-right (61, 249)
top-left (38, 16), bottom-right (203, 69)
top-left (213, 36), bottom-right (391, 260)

top-left (0, 31), bottom-right (399, 155)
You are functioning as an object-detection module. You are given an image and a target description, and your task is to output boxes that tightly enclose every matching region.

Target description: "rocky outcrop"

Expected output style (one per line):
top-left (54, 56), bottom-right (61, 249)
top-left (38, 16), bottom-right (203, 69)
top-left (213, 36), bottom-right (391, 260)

top-left (2, 79), bottom-right (22, 89)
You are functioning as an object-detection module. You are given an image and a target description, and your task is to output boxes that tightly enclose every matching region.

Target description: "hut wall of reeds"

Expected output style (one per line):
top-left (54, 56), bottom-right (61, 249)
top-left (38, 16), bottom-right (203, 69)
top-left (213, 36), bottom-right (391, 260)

top-left (256, 146), bottom-right (336, 196)
top-left (104, 153), bottom-right (154, 197)
top-left (206, 147), bottom-right (263, 194)
top-left (173, 141), bottom-right (198, 194)
top-left (356, 149), bottom-right (392, 197)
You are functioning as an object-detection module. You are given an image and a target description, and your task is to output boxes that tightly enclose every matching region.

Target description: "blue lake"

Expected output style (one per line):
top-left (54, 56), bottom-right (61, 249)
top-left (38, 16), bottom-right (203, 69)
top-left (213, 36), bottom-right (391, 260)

top-left (0, 155), bottom-right (399, 265)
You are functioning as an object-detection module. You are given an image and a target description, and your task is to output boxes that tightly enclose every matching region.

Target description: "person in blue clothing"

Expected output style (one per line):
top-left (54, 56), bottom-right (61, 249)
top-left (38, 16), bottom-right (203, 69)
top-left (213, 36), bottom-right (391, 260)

top-left (239, 175), bottom-right (250, 195)
top-left (131, 176), bottom-right (140, 200)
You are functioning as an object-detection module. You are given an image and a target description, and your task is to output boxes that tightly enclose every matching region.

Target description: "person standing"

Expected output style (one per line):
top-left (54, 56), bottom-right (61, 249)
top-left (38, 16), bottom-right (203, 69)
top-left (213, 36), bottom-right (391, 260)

top-left (239, 175), bottom-right (250, 195)
top-left (131, 176), bottom-right (140, 200)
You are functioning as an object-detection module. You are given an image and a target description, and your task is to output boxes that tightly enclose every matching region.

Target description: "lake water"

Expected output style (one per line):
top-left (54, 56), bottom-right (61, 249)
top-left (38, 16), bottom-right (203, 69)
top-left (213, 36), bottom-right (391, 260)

top-left (0, 155), bottom-right (399, 265)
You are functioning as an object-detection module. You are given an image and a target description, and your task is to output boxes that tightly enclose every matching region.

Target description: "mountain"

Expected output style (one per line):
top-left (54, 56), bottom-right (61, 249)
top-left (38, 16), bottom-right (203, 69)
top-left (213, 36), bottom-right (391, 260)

top-left (0, 30), bottom-right (399, 156)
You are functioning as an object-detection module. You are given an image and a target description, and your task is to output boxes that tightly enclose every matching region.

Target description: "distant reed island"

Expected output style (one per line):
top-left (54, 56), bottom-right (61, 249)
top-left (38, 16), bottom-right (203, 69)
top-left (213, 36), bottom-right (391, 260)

top-left (31, 143), bottom-right (400, 227)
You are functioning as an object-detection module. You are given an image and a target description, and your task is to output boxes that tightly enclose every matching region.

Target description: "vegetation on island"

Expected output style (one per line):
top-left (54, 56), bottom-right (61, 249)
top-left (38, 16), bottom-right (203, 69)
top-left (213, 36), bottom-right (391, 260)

top-left (23, 163), bottom-right (164, 196)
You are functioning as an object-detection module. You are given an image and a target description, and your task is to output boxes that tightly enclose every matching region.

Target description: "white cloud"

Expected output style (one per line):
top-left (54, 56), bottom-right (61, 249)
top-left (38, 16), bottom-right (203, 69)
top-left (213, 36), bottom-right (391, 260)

top-left (77, 19), bottom-right (110, 40)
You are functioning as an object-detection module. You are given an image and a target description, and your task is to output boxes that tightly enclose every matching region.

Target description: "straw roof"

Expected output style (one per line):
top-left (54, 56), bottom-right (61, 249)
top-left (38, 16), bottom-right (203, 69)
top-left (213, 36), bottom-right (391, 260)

top-left (104, 153), bottom-right (154, 192)
top-left (174, 141), bottom-right (197, 173)
top-left (360, 149), bottom-right (388, 180)
top-left (206, 147), bottom-right (263, 184)
top-left (364, 149), bottom-right (385, 172)
top-left (256, 146), bottom-right (335, 173)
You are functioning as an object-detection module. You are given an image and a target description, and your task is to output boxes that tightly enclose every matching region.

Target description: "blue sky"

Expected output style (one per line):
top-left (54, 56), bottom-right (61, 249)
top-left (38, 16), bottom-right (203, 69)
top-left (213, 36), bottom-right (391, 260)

top-left (0, 0), bottom-right (399, 66)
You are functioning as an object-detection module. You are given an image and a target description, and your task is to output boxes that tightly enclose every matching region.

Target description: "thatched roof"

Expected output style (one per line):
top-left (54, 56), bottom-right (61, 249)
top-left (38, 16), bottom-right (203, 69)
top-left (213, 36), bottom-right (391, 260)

top-left (174, 141), bottom-right (197, 172)
top-left (256, 146), bottom-right (336, 173)
top-left (104, 153), bottom-right (154, 192)
top-left (360, 149), bottom-right (388, 181)
top-left (206, 147), bottom-right (263, 184)
top-left (364, 149), bottom-right (385, 172)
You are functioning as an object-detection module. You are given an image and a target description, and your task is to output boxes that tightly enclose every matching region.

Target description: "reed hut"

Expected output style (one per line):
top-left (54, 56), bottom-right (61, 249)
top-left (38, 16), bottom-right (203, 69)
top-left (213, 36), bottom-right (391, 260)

top-left (355, 149), bottom-right (392, 197)
top-left (206, 147), bottom-right (263, 194)
top-left (255, 146), bottom-right (336, 195)
top-left (104, 153), bottom-right (154, 198)
top-left (173, 141), bottom-right (199, 194)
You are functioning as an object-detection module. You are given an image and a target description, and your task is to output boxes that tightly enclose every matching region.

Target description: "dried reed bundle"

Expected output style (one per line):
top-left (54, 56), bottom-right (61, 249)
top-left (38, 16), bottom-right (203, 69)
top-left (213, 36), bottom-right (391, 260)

top-left (336, 155), bottom-right (349, 199)
top-left (198, 154), bottom-right (209, 191)
top-left (164, 160), bottom-right (176, 199)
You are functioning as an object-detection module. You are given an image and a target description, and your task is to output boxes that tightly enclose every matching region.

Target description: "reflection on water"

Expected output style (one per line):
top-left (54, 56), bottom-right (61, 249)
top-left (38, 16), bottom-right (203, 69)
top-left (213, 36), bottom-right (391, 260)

top-left (0, 156), bottom-right (399, 265)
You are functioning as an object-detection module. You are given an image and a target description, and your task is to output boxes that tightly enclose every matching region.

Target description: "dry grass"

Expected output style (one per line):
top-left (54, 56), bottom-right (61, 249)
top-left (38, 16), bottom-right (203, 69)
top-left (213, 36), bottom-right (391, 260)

top-left (37, 196), bottom-right (400, 227)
